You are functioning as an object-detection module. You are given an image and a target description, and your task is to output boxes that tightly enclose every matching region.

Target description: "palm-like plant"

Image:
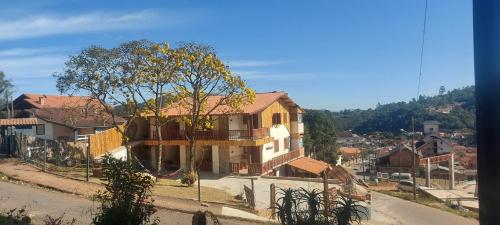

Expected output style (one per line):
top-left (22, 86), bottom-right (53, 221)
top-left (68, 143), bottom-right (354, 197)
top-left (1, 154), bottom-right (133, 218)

top-left (330, 195), bottom-right (367, 225)
top-left (274, 188), bottom-right (368, 225)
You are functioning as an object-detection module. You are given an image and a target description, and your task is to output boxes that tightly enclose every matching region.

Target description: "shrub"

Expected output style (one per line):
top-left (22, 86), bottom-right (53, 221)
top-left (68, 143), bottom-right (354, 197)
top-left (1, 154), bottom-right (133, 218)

top-left (91, 154), bottom-right (159, 225)
top-left (274, 188), bottom-right (367, 225)
top-left (0, 208), bottom-right (31, 225)
top-left (191, 211), bottom-right (221, 225)
top-left (181, 171), bottom-right (197, 186)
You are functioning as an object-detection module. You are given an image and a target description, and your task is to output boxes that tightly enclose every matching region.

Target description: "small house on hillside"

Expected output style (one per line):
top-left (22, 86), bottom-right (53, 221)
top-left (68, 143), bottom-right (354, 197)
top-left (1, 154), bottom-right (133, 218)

top-left (9, 94), bottom-right (124, 142)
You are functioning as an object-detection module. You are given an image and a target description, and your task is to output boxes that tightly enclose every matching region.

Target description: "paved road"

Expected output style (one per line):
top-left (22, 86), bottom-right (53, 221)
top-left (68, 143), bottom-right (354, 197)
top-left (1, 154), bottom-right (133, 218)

top-left (0, 182), bottom-right (268, 225)
top-left (369, 190), bottom-right (478, 225)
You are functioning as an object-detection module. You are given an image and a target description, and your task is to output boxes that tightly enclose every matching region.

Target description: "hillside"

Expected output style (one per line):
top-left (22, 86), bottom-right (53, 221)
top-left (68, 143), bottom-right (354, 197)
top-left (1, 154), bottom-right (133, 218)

top-left (307, 86), bottom-right (475, 135)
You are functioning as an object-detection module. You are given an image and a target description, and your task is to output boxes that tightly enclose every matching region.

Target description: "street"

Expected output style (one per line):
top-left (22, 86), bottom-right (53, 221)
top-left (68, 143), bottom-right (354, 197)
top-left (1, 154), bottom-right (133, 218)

top-left (370, 191), bottom-right (478, 225)
top-left (0, 182), bottom-right (267, 225)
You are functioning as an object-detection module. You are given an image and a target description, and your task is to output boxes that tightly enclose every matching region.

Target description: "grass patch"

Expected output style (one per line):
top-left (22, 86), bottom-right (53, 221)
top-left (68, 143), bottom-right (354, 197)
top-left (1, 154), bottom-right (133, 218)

top-left (153, 179), bottom-right (245, 207)
top-left (378, 190), bottom-right (479, 220)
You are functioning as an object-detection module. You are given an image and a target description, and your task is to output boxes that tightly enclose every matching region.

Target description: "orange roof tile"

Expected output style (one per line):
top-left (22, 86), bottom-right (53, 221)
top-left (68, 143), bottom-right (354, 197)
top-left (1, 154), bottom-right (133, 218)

top-left (15, 93), bottom-right (101, 109)
top-left (151, 91), bottom-right (302, 117)
top-left (287, 157), bottom-right (329, 175)
top-left (339, 147), bottom-right (361, 155)
top-left (0, 118), bottom-right (38, 126)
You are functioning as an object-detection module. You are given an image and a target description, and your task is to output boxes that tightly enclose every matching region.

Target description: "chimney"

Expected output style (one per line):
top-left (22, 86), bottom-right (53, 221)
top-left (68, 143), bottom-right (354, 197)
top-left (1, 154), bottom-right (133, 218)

top-left (39, 96), bottom-right (45, 105)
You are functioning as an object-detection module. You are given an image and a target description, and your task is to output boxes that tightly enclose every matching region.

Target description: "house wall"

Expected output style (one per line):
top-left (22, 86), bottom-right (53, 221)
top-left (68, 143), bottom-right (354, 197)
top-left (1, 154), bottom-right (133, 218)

top-left (260, 100), bottom-right (291, 131)
top-left (262, 124), bottom-right (290, 162)
top-left (35, 119), bottom-right (54, 140)
top-left (389, 150), bottom-right (420, 168)
top-left (229, 115), bottom-right (244, 130)
top-left (53, 123), bottom-right (74, 141)
top-left (424, 124), bottom-right (439, 134)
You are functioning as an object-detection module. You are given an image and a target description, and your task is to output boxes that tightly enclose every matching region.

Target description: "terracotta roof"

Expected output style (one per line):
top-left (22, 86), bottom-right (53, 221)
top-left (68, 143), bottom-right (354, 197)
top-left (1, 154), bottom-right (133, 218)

top-left (152, 91), bottom-right (302, 117)
top-left (339, 147), bottom-right (361, 155)
top-left (35, 108), bottom-right (124, 128)
top-left (0, 118), bottom-right (38, 126)
top-left (14, 93), bottom-right (100, 109)
top-left (287, 157), bottom-right (329, 175)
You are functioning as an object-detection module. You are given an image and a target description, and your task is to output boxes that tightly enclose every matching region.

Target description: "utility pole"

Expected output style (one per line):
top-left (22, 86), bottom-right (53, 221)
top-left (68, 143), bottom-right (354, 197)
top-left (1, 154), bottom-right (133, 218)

top-left (411, 117), bottom-right (417, 200)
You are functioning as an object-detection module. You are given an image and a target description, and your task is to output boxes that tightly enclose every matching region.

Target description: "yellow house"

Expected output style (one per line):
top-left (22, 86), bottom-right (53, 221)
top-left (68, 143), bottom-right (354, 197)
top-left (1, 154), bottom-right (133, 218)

top-left (139, 91), bottom-right (305, 175)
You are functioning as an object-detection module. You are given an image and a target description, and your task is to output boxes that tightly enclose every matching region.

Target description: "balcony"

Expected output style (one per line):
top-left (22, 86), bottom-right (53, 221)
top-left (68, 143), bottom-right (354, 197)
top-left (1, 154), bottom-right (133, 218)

top-left (230, 148), bottom-right (305, 175)
top-left (151, 127), bottom-right (270, 141)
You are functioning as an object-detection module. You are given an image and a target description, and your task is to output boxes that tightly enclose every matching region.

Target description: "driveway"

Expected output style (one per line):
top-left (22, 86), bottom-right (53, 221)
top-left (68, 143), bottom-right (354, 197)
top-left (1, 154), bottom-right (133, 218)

top-left (200, 174), bottom-right (335, 209)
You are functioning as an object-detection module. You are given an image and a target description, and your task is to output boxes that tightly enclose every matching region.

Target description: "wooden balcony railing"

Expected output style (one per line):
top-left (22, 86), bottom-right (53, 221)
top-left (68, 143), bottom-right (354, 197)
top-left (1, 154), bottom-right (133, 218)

top-left (231, 148), bottom-right (305, 175)
top-left (152, 127), bottom-right (270, 141)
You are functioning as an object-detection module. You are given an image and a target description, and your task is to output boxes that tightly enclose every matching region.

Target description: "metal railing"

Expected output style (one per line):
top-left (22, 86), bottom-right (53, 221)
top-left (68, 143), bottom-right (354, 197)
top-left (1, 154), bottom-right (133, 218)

top-left (231, 148), bottom-right (305, 175)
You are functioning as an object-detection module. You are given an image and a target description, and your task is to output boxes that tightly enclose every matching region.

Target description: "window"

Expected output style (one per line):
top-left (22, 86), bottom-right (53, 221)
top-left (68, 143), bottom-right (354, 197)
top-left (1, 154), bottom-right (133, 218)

top-left (252, 114), bottom-right (259, 128)
top-left (36, 124), bottom-right (45, 135)
top-left (274, 139), bottom-right (280, 152)
top-left (272, 113), bottom-right (281, 125)
top-left (284, 137), bottom-right (290, 149)
top-left (298, 113), bottom-right (303, 123)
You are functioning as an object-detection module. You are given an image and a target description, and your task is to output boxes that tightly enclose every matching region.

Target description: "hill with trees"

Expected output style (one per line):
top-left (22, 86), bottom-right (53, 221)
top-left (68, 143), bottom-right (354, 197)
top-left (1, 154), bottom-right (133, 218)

top-left (305, 86), bottom-right (475, 135)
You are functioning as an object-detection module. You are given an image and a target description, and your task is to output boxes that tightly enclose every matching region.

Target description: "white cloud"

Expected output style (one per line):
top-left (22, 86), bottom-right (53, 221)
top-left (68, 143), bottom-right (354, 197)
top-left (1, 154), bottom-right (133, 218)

top-left (0, 54), bottom-right (66, 78)
top-left (227, 60), bottom-right (285, 67)
top-left (0, 47), bottom-right (63, 57)
top-left (0, 10), bottom-right (190, 41)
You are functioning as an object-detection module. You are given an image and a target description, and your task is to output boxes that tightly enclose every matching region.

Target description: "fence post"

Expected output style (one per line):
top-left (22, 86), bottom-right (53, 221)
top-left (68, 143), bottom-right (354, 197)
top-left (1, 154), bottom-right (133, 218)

top-left (251, 178), bottom-right (255, 203)
top-left (270, 183), bottom-right (276, 220)
top-left (43, 139), bottom-right (47, 172)
top-left (197, 169), bottom-right (201, 202)
top-left (86, 139), bottom-right (90, 182)
top-left (449, 153), bottom-right (455, 190)
top-left (323, 169), bottom-right (330, 219)
top-left (426, 158), bottom-right (431, 187)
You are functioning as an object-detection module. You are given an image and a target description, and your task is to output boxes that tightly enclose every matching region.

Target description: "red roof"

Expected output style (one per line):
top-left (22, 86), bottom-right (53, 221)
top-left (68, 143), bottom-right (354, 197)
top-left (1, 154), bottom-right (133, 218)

top-left (287, 157), bottom-right (329, 175)
top-left (339, 147), bottom-right (361, 155)
top-left (148, 91), bottom-right (302, 117)
top-left (0, 118), bottom-right (38, 126)
top-left (15, 93), bottom-right (100, 109)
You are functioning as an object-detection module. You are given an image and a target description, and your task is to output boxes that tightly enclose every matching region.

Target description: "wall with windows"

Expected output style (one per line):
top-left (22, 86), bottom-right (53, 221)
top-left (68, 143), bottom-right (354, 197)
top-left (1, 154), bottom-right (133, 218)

top-left (262, 124), bottom-right (290, 162)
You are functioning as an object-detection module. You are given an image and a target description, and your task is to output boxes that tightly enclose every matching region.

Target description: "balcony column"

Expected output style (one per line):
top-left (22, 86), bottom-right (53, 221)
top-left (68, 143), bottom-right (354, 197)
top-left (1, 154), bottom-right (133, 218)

top-left (212, 145), bottom-right (220, 174)
top-left (150, 147), bottom-right (157, 171)
top-left (179, 145), bottom-right (187, 170)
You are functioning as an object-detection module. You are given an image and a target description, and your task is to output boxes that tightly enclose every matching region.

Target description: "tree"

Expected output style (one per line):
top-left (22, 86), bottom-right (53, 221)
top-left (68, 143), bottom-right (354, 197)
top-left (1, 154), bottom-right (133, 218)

top-left (172, 43), bottom-right (255, 173)
top-left (0, 71), bottom-right (13, 118)
top-left (92, 154), bottom-right (158, 225)
top-left (55, 42), bottom-right (143, 161)
top-left (303, 110), bottom-right (337, 164)
top-left (439, 85), bottom-right (446, 95)
top-left (132, 40), bottom-right (182, 176)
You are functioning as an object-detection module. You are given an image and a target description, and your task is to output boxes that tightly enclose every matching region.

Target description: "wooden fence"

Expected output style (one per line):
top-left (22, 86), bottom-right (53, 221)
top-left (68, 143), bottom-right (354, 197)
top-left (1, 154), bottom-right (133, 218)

top-left (89, 127), bottom-right (123, 157)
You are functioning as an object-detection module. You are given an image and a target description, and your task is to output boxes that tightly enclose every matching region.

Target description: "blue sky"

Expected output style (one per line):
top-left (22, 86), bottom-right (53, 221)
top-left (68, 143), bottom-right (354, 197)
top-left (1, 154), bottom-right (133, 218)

top-left (0, 0), bottom-right (474, 110)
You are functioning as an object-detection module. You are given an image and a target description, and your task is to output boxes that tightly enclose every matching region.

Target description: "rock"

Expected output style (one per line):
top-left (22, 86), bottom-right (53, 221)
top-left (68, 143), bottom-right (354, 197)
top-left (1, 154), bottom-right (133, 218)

top-left (201, 203), bottom-right (209, 207)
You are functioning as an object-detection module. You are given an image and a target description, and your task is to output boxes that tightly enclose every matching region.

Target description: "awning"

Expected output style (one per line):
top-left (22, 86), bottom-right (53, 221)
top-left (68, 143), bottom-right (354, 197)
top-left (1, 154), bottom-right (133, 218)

top-left (287, 157), bottom-right (329, 175)
top-left (0, 118), bottom-right (38, 126)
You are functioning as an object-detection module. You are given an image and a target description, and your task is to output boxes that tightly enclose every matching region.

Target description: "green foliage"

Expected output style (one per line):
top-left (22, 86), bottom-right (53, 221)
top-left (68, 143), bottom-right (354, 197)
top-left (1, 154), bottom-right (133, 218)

top-left (0, 208), bottom-right (31, 225)
top-left (303, 110), bottom-right (337, 164)
top-left (0, 71), bottom-right (13, 118)
top-left (274, 188), bottom-right (366, 225)
top-left (180, 171), bottom-right (197, 187)
top-left (308, 86), bottom-right (475, 135)
top-left (191, 211), bottom-right (221, 225)
top-left (331, 196), bottom-right (365, 225)
top-left (92, 154), bottom-right (158, 225)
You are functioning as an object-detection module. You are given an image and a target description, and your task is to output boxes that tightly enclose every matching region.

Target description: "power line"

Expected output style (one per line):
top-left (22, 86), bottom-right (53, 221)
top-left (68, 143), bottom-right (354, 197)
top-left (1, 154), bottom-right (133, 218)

top-left (417, 0), bottom-right (429, 98)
